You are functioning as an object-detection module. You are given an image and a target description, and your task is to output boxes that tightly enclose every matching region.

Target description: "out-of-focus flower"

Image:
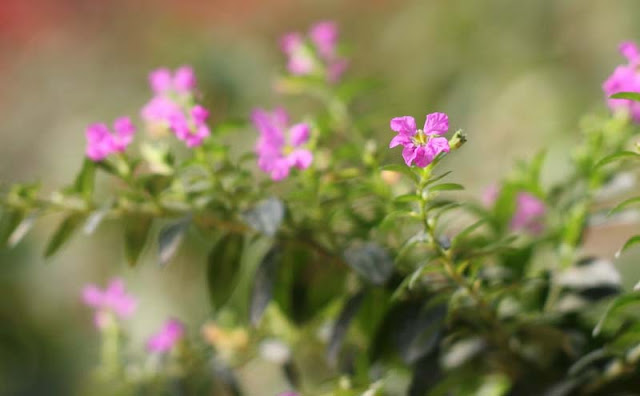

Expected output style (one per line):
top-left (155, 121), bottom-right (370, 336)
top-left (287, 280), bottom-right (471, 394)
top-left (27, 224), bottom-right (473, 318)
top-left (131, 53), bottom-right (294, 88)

top-left (147, 318), bottom-right (185, 353)
top-left (251, 108), bottom-right (313, 181)
top-left (201, 322), bottom-right (249, 360)
top-left (82, 278), bottom-right (137, 328)
top-left (280, 20), bottom-right (348, 83)
top-left (149, 66), bottom-right (196, 95)
top-left (389, 112), bottom-right (451, 167)
top-left (85, 117), bottom-right (135, 161)
top-left (603, 41), bottom-right (640, 122)
top-left (483, 186), bottom-right (546, 233)
top-left (141, 66), bottom-right (211, 147)
top-left (277, 393), bottom-right (299, 396)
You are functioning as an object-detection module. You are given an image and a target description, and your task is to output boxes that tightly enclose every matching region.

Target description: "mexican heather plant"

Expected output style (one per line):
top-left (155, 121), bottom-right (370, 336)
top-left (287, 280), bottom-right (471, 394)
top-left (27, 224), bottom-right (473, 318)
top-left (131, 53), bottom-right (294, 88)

top-left (3, 23), bottom-right (640, 396)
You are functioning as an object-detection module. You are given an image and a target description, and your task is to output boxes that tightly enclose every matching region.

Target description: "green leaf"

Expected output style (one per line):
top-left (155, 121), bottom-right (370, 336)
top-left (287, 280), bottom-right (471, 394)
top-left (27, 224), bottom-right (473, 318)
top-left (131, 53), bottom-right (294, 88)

top-left (593, 291), bottom-right (640, 336)
top-left (343, 243), bottom-right (394, 285)
top-left (429, 183), bottom-right (464, 192)
top-left (123, 216), bottom-right (152, 266)
top-left (0, 210), bottom-right (24, 246)
top-left (610, 91), bottom-right (640, 101)
top-left (594, 151), bottom-right (640, 169)
top-left (425, 171), bottom-right (453, 187)
top-left (243, 197), bottom-right (285, 237)
top-left (207, 233), bottom-right (245, 309)
top-left (249, 246), bottom-right (281, 326)
top-left (619, 235), bottom-right (640, 255)
top-left (568, 348), bottom-right (609, 376)
top-left (379, 164), bottom-right (418, 183)
top-left (73, 159), bottom-right (96, 199)
top-left (393, 193), bottom-right (421, 204)
top-left (609, 197), bottom-right (640, 216)
top-left (452, 219), bottom-right (487, 247)
top-left (83, 200), bottom-right (113, 235)
top-left (44, 215), bottom-right (83, 258)
top-left (327, 290), bottom-right (365, 365)
top-left (7, 212), bottom-right (37, 248)
top-left (158, 217), bottom-right (190, 267)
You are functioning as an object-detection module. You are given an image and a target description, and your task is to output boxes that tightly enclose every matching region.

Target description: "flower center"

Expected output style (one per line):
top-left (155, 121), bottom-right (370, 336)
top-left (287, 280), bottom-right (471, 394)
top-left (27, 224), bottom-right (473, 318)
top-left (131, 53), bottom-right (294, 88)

top-left (412, 129), bottom-right (429, 146)
top-left (282, 144), bottom-right (294, 155)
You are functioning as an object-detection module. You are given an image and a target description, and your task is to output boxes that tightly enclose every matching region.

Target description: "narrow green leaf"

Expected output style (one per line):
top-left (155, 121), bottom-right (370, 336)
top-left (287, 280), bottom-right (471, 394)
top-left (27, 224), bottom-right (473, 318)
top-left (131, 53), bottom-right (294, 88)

top-left (593, 291), bottom-right (640, 336)
top-left (327, 290), bottom-right (365, 365)
top-left (207, 233), bottom-right (244, 309)
top-left (429, 183), bottom-right (464, 192)
top-left (158, 217), bottom-right (190, 267)
top-left (0, 210), bottom-right (24, 246)
top-left (424, 171), bottom-right (453, 186)
top-left (44, 215), bottom-right (83, 258)
top-left (393, 193), bottom-right (421, 204)
top-left (619, 235), bottom-right (640, 255)
top-left (249, 246), bottom-right (281, 326)
top-left (568, 349), bottom-right (609, 376)
top-left (73, 159), bottom-right (96, 199)
top-left (609, 197), bottom-right (640, 216)
top-left (452, 219), bottom-right (488, 246)
top-left (83, 200), bottom-right (114, 235)
top-left (594, 151), bottom-right (640, 169)
top-left (610, 92), bottom-right (640, 101)
top-left (7, 212), bottom-right (37, 248)
top-left (123, 216), bottom-right (152, 266)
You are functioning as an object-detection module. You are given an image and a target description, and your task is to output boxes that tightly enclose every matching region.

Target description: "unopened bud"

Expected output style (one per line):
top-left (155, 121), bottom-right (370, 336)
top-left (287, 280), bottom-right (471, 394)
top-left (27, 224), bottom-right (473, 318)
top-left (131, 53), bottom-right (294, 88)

top-left (448, 130), bottom-right (467, 150)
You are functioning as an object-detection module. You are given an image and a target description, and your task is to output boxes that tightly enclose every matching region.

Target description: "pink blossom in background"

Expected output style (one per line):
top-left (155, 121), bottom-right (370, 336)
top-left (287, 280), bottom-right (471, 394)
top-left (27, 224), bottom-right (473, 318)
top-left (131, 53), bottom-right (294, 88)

top-left (279, 20), bottom-right (348, 83)
top-left (603, 41), bottom-right (640, 122)
top-left (277, 393), bottom-right (299, 396)
top-left (149, 65), bottom-right (196, 95)
top-left (147, 318), bottom-right (185, 353)
top-left (85, 117), bottom-right (136, 161)
top-left (141, 65), bottom-right (211, 147)
top-left (252, 108), bottom-right (313, 181)
top-left (82, 278), bottom-right (137, 328)
top-left (389, 112), bottom-right (451, 167)
top-left (483, 186), bottom-right (546, 234)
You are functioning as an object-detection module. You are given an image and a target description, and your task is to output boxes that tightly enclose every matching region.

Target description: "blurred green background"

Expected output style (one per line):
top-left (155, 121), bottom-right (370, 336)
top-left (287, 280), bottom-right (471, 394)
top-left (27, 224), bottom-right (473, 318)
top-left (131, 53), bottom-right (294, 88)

top-left (1, 0), bottom-right (640, 394)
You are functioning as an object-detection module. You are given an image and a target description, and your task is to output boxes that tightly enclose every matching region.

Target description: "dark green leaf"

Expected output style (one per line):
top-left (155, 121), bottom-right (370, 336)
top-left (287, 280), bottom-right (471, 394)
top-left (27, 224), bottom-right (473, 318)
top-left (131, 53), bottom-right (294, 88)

top-left (83, 199), bottom-right (113, 235)
top-left (429, 183), bottom-right (464, 192)
top-left (568, 348), bottom-right (609, 376)
top-left (123, 215), bottom-right (152, 266)
top-left (44, 215), bottom-right (83, 258)
top-left (243, 197), bottom-right (285, 237)
top-left (425, 171), bottom-right (453, 186)
top-left (249, 246), bottom-right (281, 326)
top-left (610, 91), bottom-right (640, 101)
top-left (594, 291), bottom-right (640, 336)
top-left (158, 217), bottom-right (190, 267)
top-left (207, 233), bottom-right (244, 309)
top-left (327, 290), bottom-right (365, 366)
top-left (0, 210), bottom-right (24, 246)
top-left (343, 243), bottom-right (394, 285)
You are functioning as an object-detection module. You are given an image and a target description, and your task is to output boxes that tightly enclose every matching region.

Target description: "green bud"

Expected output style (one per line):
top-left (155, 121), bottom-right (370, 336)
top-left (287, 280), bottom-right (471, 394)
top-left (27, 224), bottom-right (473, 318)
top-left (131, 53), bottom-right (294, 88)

top-left (448, 130), bottom-right (467, 150)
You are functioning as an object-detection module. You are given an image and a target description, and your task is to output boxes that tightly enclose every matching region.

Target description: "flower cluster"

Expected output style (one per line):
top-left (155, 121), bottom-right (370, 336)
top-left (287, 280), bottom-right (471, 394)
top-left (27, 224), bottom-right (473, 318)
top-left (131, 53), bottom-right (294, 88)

top-left (389, 112), bottom-right (451, 167)
top-left (82, 278), bottom-right (137, 328)
top-left (603, 41), bottom-right (640, 122)
top-left (483, 186), bottom-right (546, 233)
top-left (85, 117), bottom-right (136, 162)
top-left (147, 318), bottom-right (185, 353)
top-left (141, 66), bottom-right (211, 147)
top-left (280, 21), bottom-right (348, 83)
top-left (252, 108), bottom-right (313, 181)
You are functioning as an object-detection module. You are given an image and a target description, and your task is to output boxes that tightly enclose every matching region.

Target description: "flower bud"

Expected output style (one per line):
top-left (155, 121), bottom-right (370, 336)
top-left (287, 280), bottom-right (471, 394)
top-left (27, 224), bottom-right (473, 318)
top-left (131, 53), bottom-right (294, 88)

top-left (448, 130), bottom-right (467, 150)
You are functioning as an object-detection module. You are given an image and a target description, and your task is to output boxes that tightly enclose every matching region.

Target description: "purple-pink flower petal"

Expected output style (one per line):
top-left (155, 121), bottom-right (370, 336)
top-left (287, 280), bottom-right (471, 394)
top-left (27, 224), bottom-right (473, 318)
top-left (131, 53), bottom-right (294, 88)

top-left (423, 112), bottom-right (449, 135)
top-left (390, 116), bottom-right (417, 135)
top-left (147, 318), bottom-right (185, 353)
top-left (173, 66), bottom-right (196, 93)
top-left (289, 123), bottom-right (310, 147)
top-left (149, 68), bottom-right (173, 94)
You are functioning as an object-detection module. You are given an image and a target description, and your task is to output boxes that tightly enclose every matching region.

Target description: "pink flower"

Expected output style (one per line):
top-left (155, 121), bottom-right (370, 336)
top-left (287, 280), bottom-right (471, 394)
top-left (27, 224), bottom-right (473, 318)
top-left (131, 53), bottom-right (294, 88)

top-left (82, 278), bottom-right (137, 329)
top-left (251, 108), bottom-right (313, 181)
top-left (280, 20), bottom-right (348, 83)
top-left (149, 66), bottom-right (196, 95)
top-left (141, 65), bottom-right (211, 147)
top-left (603, 41), bottom-right (640, 122)
top-left (389, 112), bottom-right (451, 167)
top-left (85, 117), bottom-right (136, 161)
top-left (483, 186), bottom-right (546, 234)
top-left (147, 318), bottom-right (185, 353)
